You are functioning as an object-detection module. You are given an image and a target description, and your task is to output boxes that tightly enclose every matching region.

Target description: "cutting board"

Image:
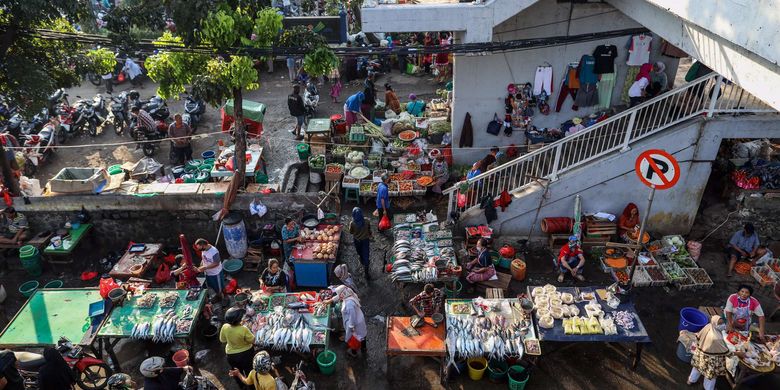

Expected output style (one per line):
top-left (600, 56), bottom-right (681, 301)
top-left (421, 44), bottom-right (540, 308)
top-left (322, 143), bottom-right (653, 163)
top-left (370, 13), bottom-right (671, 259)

top-left (137, 183), bottom-right (169, 194)
top-left (164, 183), bottom-right (201, 194)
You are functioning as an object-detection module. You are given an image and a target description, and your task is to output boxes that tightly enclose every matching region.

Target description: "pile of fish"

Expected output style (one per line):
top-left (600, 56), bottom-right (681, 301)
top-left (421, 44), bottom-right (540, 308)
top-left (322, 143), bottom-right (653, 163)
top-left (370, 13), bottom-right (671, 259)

top-left (129, 309), bottom-right (190, 343)
top-left (445, 310), bottom-right (530, 373)
top-left (130, 322), bottom-right (152, 340)
top-left (251, 307), bottom-right (323, 353)
top-left (389, 238), bottom-right (454, 283)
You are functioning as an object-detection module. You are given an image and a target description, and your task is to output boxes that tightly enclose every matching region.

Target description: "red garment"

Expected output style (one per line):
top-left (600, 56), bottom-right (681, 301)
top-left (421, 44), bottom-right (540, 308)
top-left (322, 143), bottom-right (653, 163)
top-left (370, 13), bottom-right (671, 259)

top-left (557, 243), bottom-right (583, 264)
top-left (178, 265), bottom-right (200, 288)
top-left (494, 190), bottom-right (512, 211)
top-left (617, 203), bottom-right (640, 236)
top-left (636, 63), bottom-right (653, 82)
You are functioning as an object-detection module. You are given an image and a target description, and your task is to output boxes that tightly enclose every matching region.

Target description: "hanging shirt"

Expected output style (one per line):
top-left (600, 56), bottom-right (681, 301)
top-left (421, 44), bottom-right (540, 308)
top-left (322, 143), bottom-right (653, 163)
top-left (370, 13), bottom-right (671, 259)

top-left (577, 55), bottom-right (598, 85)
top-left (627, 35), bottom-right (652, 66)
top-left (566, 66), bottom-right (580, 89)
top-left (592, 45), bottom-right (618, 74)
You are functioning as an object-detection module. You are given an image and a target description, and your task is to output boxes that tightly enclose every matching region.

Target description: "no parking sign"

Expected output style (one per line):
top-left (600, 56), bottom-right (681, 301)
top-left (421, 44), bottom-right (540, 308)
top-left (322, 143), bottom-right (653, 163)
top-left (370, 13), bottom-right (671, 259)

top-left (634, 149), bottom-right (680, 190)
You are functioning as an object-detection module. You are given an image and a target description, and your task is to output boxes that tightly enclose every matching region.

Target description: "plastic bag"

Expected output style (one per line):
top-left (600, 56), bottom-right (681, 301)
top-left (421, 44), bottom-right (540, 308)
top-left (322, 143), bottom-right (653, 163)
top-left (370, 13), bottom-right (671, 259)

top-left (154, 263), bottom-right (171, 284)
top-left (378, 215), bottom-right (391, 231)
top-left (347, 335), bottom-right (362, 350)
top-left (250, 199), bottom-right (267, 217)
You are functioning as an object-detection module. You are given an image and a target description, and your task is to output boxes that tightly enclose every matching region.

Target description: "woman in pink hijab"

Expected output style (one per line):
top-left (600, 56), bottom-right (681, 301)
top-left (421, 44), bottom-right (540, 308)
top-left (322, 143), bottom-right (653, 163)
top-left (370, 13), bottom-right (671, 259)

top-left (628, 63), bottom-right (653, 107)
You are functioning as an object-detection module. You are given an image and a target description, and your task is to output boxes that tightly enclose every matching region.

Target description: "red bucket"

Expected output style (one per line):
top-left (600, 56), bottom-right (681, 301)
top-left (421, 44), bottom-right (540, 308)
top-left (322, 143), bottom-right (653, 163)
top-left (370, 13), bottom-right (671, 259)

top-left (172, 350), bottom-right (189, 367)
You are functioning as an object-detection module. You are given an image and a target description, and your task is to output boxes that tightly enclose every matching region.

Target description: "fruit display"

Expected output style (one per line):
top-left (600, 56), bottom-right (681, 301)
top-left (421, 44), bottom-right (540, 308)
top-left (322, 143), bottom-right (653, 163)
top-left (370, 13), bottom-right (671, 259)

top-left (684, 268), bottom-right (713, 287)
top-left (302, 226), bottom-right (341, 242)
top-left (325, 164), bottom-right (343, 174)
top-left (359, 181), bottom-right (374, 195)
top-left (612, 269), bottom-right (630, 284)
top-left (398, 130), bottom-right (417, 141)
top-left (644, 266), bottom-right (667, 283)
top-left (312, 242), bottom-right (337, 259)
top-left (398, 181), bottom-right (414, 194)
top-left (753, 266), bottom-right (778, 286)
top-left (416, 176), bottom-right (434, 187)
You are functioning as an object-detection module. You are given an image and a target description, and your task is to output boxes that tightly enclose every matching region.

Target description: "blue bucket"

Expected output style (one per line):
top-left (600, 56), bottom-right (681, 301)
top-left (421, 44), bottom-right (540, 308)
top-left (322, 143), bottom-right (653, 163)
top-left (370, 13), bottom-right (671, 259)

top-left (679, 307), bottom-right (709, 332)
top-left (201, 150), bottom-right (216, 160)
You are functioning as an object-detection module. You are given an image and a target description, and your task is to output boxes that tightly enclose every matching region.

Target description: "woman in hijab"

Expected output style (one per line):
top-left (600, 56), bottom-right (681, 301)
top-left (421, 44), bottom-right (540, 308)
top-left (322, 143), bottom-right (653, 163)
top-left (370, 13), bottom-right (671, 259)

top-left (627, 63), bottom-right (653, 107)
top-left (647, 61), bottom-right (668, 97)
top-left (348, 207), bottom-right (372, 280)
top-left (38, 347), bottom-right (77, 390)
top-left (617, 203), bottom-right (640, 237)
top-left (331, 285), bottom-right (367, 358)
top-left (334, 263), bottom-right (359, 292)
top-left (687, 315), bottom-right (731, 389)
top-left (384, 84), bottom-right (401, 114)
top-left (431, 151), bottom-right (450, 195)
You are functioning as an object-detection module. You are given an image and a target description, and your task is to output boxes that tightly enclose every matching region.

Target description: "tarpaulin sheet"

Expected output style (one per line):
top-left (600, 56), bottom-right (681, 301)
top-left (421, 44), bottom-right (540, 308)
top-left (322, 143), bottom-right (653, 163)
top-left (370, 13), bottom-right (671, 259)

top-left (531, 286), bottom-right (651, 343)
top-left (224, 99), bottom-right (266, 122)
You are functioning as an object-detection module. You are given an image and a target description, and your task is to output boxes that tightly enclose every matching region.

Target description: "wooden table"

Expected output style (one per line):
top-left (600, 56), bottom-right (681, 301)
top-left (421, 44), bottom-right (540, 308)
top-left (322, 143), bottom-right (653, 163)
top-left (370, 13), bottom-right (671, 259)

top-left (109, 243), bottom-right (162, 279)
top-left (306, 118), bottom-right (332, 142)
top-left (386, 316), bottom-right (447, 384)
top-left (43, 224), bottom-right (94, 266)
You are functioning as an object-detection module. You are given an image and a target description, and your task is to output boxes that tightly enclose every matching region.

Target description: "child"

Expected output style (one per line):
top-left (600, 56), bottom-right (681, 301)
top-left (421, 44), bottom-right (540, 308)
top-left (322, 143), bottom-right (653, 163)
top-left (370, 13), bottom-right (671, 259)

top-left (329, 68), bottom-right (342, 103)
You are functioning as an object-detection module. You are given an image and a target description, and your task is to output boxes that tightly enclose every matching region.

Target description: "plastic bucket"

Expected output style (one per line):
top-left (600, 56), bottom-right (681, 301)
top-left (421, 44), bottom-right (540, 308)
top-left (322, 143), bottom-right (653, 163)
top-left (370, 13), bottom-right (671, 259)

top-left (510, 259), bottom-right (526, 281)
top-left (679, 307), bottom-right (709, 332)
top-left (309, 171), bottom-right (323, 184)
top-left (488, 360), bottom-right (508, 383)
top-left (201, 150), bottom-right (216, 160)
top-left (498, 257), bottom-right (512, 269)
top-left (201, 322), bottom-right (219, 340)
top-left (19, 246), bottom-right (42, 277)
top-left (43, 280), bottom-right (63, 289)
top-left (172, 350), bottom-right (189, 367)
top-left (297, 143), bottom-right (311, 161)
top-left (467, 357), bottom-right (487, 381)
top-left (222, 212), bottom-right (248, 259)
top-left (19, 280), bottom-right (39, 298)
top-left (19, 245), bottom-right (37, 258)
top-left (507, 365), bottom-right (529, 390)
top-left (676, 342), bottom-right (692, 363)
top-left (316, 350), bottom-right (336, 376)
top-left (444, 280), bottom-right (462, 298)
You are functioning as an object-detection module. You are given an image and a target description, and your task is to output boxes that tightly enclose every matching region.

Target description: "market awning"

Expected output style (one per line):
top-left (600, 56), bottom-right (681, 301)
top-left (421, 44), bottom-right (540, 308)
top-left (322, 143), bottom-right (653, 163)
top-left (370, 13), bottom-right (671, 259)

top-left (224, 99), bottom-right (266, 123)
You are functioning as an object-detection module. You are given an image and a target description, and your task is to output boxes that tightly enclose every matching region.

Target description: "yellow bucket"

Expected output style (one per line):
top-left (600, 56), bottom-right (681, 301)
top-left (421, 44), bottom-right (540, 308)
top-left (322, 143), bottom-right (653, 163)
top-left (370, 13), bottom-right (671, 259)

top-left (467, 357), bottom-right (487, 381)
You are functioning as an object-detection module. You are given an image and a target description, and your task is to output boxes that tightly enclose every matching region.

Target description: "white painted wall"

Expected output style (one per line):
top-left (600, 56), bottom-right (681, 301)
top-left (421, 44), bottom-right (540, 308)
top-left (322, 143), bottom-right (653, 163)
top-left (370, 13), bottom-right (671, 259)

top-left (450, 1), bottom-right (680, 166)
top-left (456, 115), bottom-right (780, 237)
top-left (608, 0), bottom-right (780, 111)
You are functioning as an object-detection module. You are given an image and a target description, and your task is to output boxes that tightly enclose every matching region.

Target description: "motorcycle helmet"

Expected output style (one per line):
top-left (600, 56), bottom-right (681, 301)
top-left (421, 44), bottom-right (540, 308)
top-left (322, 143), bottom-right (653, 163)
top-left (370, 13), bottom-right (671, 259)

top-left (107, 373), bottom-right (135, 390)
top-left (253, 351), bottom-right (272, 374)
top-left (140, 356), bottom-right (165, 378)
top-left (224, 306), bottom-right (245, 325)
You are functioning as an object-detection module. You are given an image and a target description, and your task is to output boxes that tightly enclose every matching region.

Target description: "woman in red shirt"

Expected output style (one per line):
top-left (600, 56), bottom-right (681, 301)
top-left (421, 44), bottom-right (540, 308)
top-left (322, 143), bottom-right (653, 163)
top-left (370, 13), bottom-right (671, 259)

top-left (172, 254), bottom-right (199, 289)
top-left (617, 203), bottom-right (640, 237)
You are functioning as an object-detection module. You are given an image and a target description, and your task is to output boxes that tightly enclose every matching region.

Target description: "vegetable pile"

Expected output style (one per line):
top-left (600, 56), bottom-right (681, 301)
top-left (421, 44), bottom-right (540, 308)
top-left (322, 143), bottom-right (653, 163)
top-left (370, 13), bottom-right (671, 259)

top-left (309, 155), bottom-right (325, 170)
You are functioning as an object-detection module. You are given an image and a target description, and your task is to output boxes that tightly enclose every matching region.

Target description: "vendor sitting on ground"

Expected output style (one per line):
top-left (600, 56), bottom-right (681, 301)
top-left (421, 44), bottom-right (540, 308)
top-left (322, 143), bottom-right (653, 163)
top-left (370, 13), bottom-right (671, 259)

top-left (556, 235), bottom-right (586, 283)
top-left (726, 223), bottom-right (760, 277)
top-left (617, 203), bottom-right (640, 237)
top-left (0, 207), bottom-right (28, 245)
top-left (409, 283), bottom-right (444, 317)
top-left (465, 238), bottom-right (496, 284)
top-left (259, 258), bottom-right (287, 293)
top-left (172, 254), bottom-right (200, 289)
top-left (724, 284), bottom-right (766, 342)
top-left (406, 94), bottom-right (425, 117)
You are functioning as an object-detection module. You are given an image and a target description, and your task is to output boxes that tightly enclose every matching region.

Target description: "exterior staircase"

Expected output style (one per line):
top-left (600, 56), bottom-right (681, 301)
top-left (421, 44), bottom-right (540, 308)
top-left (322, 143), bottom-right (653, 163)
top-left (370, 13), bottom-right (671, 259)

top-left (444, 73), bottom-right (775, 220)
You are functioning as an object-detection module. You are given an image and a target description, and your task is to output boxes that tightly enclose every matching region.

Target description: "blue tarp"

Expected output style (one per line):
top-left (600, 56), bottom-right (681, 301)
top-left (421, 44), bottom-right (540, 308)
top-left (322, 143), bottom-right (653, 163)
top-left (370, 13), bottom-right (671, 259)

top-left (531, 286), bottom-right (652, 343)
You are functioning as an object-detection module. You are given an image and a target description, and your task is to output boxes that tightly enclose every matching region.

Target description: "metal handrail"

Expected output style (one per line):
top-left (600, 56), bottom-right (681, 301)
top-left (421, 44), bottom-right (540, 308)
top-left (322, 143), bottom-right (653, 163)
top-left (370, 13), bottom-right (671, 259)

top-left (445, 73), bottom-right (775, 218)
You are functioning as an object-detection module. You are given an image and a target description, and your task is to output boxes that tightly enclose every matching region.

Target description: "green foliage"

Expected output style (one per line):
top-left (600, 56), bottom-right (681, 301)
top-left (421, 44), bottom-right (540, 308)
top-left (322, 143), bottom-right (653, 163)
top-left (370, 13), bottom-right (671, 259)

top-left (86, 48), bottom-right (118, 76)
top-left (145, 32), bottom-right (209, 99)
top-left (304, 46), bottom-right (339, 77)
top-left (278, 26), bottom-right (327, 51)
top-left (241, 8), bottom-right (283, 50)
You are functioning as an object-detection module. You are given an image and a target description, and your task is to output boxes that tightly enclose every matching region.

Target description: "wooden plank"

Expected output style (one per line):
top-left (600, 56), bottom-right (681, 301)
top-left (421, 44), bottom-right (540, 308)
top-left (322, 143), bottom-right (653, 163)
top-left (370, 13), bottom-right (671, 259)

top-left (164, 183), bottom-right (201, 195)
top-left (199, 182), bottom-right (231, 194)
top-left (476, 272), bottom-right (512, 290)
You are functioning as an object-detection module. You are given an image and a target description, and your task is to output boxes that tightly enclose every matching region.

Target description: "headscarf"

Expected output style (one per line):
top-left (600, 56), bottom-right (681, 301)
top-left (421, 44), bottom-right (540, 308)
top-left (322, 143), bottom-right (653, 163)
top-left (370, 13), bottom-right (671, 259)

top-left (409, 93), bottom-right (417, 100)
top-left (334, 264), bottom-right (350, 280)
top-left (621, 203), bottom-right (638, 219)
top-left (333, 285), bottom-right (361, 309)
top-left (696, 315), bottom-right (729, 354)
top-left (636, 63), bottom-right (653, 82)
top-left (352, 207), bottom-right (365, 228)
top-left (38, 347), bottom-right (77, 390)
top-left (654, 61), bottom-right (666, 73)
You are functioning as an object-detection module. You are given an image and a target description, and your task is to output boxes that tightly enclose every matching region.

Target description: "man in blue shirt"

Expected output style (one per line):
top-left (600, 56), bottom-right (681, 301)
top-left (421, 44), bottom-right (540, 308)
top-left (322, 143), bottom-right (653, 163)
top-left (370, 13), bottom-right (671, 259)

top-left (727, 222), bottom-right (760, 277)
top-left (376, 174), bottom-right (390, 219)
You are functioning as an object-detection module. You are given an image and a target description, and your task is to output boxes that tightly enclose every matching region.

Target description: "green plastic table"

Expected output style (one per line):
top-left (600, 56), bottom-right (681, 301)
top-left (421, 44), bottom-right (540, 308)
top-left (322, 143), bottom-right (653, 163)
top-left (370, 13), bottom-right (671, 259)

top-left (97, 288), bottom-right (206, 371)
top-left (43, 223), bottom-right (93, 255)
top-left (0, 288), bottom-right (104, 348)
top-left (305, 118), bottom-right (331, 142)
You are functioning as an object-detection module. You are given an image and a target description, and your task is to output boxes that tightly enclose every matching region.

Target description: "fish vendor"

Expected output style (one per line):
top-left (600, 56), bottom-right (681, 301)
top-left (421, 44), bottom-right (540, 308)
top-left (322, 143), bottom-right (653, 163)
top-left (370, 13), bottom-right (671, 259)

top-left (259, 258), bottom-right (287, 293)
top-left (281, 218), bottom-right (303, 262)
top-left (323, 286), bottom-right (367, 358)
top-left (409, 283), bottom-right (444, 317)
top-left (465, 238), bottom-right (497, 284)
top-left (556, 235), bottom-right (586, 283)
top-left (195, 238), bottom-right (225, 301)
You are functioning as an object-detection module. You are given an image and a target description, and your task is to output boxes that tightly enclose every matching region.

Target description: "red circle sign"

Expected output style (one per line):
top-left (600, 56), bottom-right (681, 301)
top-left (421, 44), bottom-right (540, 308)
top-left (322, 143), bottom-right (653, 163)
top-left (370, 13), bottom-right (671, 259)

top-left (634, 149), bottom-right (680, 190)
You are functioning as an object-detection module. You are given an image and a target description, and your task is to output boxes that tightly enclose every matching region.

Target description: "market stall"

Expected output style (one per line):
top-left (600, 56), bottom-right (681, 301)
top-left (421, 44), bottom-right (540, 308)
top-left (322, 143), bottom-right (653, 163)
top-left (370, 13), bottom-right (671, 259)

top-left (221, 99), bottom-right (265, 137)
top-left (529, 285), bottom-right (651, 368)
top-left (386, 316), bottom-right (447, 384)
top-left (109, 243), bottom-right (162, 279)
top-left (290, 224), bottom-right (342, 288)
top-left (241, 291), bottom-right (331, 356)
top-left (387, 212), bottom-right (460, 285)
top-left (444, 297), bottom-right (541, 379)
top-left (210, 144), bottom-right (265, 180)
top-left (725, 333), bottom-right (780, 388)
top-left (97, 288), bottom-right (206, 371)
top-left (43, 223), bottom-right (94, 265)
top-left (0, 288), bottom-right (107, 351)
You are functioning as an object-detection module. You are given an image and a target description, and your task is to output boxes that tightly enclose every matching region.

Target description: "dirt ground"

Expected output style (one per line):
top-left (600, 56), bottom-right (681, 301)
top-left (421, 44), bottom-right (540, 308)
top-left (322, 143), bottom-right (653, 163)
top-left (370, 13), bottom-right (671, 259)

top-left (34, 64), bottom-right (442, 185)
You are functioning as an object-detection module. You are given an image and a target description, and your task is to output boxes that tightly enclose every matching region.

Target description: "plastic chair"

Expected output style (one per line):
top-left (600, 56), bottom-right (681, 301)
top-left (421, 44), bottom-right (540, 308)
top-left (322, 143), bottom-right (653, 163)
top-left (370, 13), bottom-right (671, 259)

top-left (343, 187), bottom-right (359, 203)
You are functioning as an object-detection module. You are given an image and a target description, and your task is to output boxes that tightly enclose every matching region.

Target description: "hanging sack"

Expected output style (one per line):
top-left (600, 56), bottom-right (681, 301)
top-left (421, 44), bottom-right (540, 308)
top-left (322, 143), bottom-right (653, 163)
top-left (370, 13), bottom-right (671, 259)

top-left (154, 263), bottom-right (171, 284)
top-left (486, 113), bottom-right (503, 136)
top-left (378, 214), bottom-right (392, 231)
top-left (457, 192), bottom-right (467, 208)
top-left (347, 335), bottom-right (362, 350)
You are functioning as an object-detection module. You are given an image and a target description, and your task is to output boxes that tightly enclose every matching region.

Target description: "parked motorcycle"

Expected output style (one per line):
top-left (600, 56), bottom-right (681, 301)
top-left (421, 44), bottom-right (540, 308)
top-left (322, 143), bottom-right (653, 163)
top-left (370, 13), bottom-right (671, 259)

top-left (129, 115), bottom-right (168, 156)
top-left (107, 91), bottom-right (129, 135)
top-left (182, 93), bottom-right (206, 131)
top-left (303, 81), bottom-right (319, 120)
top-left (70, 96), bottom-right (102, 137)
top-left (128, 91), bottom-right (169, 121)
top-left (21, 119), bottom-right (62, 176)
top-left (15, 337), bottom-right (113, 389)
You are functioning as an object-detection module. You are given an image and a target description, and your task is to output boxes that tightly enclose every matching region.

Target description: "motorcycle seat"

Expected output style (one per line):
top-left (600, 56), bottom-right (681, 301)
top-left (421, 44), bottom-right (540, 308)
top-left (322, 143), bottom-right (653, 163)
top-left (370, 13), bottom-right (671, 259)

top-left (48, 89), bottom-right (65, 104)
top-left (13, 351), bottom-right (45, 370)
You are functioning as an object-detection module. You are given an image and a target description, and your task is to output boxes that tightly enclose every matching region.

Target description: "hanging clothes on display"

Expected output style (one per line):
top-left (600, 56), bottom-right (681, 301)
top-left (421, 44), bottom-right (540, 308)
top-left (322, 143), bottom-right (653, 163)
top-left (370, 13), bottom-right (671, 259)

top-left (593, 45), bottom-right (618, 74)
top-left (555, 63), bottom-right (579, 112)
top-left (627, 33), bottom-right (653, 66)
top-left (533, 65), bottom-right (553, 96)
top-left (621, 66), bottom-right (641, 104)
top-left (574, 55), bottom-right (598, 107)
top-left (597, 73), bottom-right (616, 109)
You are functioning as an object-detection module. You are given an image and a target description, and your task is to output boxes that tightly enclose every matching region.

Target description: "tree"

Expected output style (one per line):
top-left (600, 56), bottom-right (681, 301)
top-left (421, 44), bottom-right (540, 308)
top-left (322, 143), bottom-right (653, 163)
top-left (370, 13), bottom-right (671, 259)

top-left (86, 48), bottom-right (119, 76)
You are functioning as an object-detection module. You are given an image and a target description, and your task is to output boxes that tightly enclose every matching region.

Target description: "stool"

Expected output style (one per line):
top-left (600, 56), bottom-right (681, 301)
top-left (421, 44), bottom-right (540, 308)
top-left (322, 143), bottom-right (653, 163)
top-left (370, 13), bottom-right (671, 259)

top-left (344, 187), bottom-right (359, 203)
top-left (486, 288), bottom-right (504, 299)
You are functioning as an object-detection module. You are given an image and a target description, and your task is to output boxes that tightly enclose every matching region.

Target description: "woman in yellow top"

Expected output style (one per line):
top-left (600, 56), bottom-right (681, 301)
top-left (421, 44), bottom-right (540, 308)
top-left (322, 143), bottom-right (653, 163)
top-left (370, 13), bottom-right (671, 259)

top-left (220, 306), bottom-right (255, 389)
top-left (229, 351), bottom-right (279, 390)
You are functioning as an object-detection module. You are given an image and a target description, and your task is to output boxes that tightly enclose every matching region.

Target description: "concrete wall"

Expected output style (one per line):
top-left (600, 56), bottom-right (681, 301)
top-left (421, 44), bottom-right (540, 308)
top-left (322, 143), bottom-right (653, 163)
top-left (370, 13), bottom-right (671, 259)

top-left (11, 193), bottom-right (321, 253)
top-left (450, 1), bottom-right (679, 165)
top-left (457, 115), bottom-right (780, 236)
top-left (608, 0), bottom-right (780, 111)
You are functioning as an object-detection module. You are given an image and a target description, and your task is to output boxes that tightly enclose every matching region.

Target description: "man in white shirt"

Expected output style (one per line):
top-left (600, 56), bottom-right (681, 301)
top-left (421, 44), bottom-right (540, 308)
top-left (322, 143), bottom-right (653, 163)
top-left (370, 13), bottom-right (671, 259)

top-left (195, 238), bottom-right (224, 300)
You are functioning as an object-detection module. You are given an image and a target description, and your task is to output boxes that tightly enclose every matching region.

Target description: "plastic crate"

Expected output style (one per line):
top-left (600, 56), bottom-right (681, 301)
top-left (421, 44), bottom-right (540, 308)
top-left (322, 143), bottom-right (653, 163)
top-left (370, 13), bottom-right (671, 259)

top-left (675, 274), bottom-right (697, 291)
top-left (632, 267), bottom-right (652, 287)
top-left (342, 176), bottom-right (360, 189)
top-left (398, 180), bottom-right (415, 196)
top-left (599, 257), bottom-right (614, 274)
top-left (662, 235), bottom-right (686, 249)
top-left (683, 268), bottom-right (714, 289)
top-left (349, 125), bottom-right (366, 143)
top-left (610, 268), bottom-right (631, 285)
top-left (641, 265), bottom-right (669, 286)
top-left (324, 163), bottom-right (344, 181)
top-left (660, 262), bottom-right (687, 283)
top-left (751, 265), bottom-right (778, 287)
top-left (766, 259), bottom-right (780, 274)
